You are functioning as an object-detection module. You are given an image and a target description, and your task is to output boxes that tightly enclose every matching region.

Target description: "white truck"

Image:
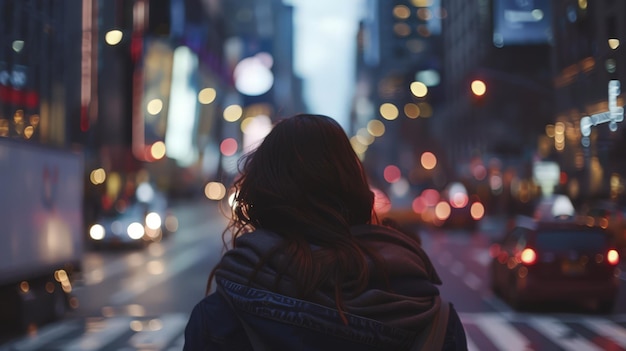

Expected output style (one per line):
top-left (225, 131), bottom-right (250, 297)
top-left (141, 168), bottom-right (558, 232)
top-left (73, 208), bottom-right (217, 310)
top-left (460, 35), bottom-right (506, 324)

top-left (0, 137), bottom-right (83, 333)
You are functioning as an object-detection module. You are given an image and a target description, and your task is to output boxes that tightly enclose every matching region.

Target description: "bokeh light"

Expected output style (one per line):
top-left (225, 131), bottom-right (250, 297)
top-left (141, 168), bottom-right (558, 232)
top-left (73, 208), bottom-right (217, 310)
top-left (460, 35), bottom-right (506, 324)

top-left (404, 103), bottom-right (421, 119)
top-left (220, 138), bottom-right (238, 156)
top-left (105, 30), bottom-right (123, 45)
top-left (421, 152), bottom-right (437, 170)
top-left (205, 182), bottom-right (227, 200)
top-left (471, 80), bottom-right (486, 96)
top-left (383, 165), bottom-right (402, 183)
top-left (90, 168), bottom-right (106, 185)
top-left (150, 141), bottom-right (166, 160)
top-left (146, 99), bottom-right (163, 115)
top-left (380, 103), bottom-right (399, 120)
top-left (470, 202), bottom-right (485, 220)
top-left (234, 54), bottom-right (274, 96)
top-left (223, 105), bottom-right (243, 122)
top-left (367, 120), bottom-right (385, 136)
top-left (410, 81), bottom-right (428, 98)
top-left (435, 201), bottom-right (451, 221)
top-left (198, 88), bottom-right (217, 104)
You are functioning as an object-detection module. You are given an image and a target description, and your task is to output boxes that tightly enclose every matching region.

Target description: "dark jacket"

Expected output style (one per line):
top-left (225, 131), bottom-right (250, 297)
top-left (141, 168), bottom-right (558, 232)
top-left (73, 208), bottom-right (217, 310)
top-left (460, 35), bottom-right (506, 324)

top-left (184, 225), bottom-right (468, 350)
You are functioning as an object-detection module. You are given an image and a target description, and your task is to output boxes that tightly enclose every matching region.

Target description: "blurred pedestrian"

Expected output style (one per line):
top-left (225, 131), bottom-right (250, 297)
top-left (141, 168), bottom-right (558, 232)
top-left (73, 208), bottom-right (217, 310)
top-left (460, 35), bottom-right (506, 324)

top-left (184, 114), bottom-right (467, 350)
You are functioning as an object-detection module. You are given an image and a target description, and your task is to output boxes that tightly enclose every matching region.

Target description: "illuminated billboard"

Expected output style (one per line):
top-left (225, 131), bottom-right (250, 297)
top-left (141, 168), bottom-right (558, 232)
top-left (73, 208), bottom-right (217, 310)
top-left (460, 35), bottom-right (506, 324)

top-left (132, 38), bottom-right (174, 162)
top-left (493, 0), bottom-right (552, 47)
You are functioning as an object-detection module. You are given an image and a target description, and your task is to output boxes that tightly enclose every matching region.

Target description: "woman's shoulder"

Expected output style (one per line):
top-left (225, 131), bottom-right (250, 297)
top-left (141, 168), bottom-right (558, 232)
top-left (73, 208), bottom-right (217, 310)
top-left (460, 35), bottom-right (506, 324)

top-left (188, 292), bottom-right (235, 328)
top-left (184, 293), bottom-right (249, 350)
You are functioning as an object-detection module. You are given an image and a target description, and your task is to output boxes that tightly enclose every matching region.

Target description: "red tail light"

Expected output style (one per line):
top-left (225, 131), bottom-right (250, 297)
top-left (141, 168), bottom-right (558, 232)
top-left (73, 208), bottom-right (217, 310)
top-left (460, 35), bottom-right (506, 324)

top-left (520, 248), bottom-right (537, 265)
top-left (607, 249), bottom-right (619, 265)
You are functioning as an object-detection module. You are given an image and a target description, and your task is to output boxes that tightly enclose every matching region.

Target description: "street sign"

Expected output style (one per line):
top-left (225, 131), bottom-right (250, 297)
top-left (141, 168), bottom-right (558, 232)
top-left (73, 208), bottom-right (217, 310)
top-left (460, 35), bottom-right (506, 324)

top-left (580, 80), bottom-right (623, 145)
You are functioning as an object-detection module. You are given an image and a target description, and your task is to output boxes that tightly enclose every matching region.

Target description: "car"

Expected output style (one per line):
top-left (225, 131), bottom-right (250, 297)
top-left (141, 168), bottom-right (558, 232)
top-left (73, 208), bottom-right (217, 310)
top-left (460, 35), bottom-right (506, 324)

top-left (489, 215), bottom-right (620, 313)
top-left (88, 183), bottom-right (176, 249)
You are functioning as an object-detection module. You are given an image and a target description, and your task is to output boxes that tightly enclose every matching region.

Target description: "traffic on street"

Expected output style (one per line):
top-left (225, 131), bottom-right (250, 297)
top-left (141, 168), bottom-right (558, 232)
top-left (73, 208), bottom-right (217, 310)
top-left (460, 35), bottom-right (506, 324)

top-left (1, 0), bottom-right (626, 350)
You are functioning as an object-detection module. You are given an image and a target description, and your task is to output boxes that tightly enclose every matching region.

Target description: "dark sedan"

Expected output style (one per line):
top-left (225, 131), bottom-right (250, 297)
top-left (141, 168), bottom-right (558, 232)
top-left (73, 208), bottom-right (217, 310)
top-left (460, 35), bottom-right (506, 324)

top-left (489, 215), bottom-right (621, 313)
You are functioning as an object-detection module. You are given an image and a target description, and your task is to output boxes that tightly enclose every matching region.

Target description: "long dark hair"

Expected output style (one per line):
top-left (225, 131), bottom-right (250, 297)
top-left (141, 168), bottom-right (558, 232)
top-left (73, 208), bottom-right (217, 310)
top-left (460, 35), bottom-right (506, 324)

top-left (210, 114), bottom-right (379, 322)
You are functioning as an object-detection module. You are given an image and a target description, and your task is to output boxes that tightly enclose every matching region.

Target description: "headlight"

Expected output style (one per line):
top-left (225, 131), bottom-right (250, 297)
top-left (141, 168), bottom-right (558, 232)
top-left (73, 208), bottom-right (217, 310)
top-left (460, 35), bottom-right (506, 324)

top-left (127, 222), bottom-right (145, 240)
top-left (145, 212), bottom-right (162, 230)
top-left (89, 224), bottom-right (105, 240)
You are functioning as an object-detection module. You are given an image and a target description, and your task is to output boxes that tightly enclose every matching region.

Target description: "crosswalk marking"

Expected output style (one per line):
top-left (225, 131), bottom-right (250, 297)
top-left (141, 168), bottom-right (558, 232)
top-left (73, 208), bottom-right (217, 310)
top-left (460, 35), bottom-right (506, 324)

top-left (473, 314), bottom-right (530, 351)
top-left (463, 272), bottom-right (482, 291)
top-left (582, 317), bottom-right (626, 348)
top-left (527, 317), bottom-right (604, 351)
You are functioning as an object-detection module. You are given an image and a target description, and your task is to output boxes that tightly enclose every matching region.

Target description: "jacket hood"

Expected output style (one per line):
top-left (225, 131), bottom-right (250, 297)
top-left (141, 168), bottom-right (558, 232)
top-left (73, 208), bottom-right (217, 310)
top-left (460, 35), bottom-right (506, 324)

top-left (215, 224), bottom-right (442, 331)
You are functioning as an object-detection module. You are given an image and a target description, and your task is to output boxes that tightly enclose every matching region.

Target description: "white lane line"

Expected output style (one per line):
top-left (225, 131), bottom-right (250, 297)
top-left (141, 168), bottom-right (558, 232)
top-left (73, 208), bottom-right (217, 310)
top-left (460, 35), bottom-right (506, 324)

top-left (582, 318), bottom-right (626, 348)
top-left (473, 314), bottom-right (530, 351)
top-left (83, 252), bottom-right (146, 286)
top-left (463, 272), bottom-right (482, 291)
top-left (109, 244), bottom-right (208, 304)
top-left (0, 321), bottom-right (80, 351)
top-left (473, 248), bottom-right (492, 267)
top-left (61, 317), bottom-right (132, 351)
top-left (450, 261), bottom-right (464, 276)
top-left (529, 316), bottom-right (603, 351)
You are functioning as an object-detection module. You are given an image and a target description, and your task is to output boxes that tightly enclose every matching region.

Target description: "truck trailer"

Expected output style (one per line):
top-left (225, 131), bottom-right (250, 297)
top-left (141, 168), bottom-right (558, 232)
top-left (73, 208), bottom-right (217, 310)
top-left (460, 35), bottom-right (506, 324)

top-left (0, 138), bottom-right (83, 334)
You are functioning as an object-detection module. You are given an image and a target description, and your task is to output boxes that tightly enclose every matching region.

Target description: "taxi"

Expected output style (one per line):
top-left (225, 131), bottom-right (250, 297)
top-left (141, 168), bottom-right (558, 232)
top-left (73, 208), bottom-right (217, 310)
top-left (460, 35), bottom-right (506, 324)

top-left (489, 197), bottom-right (620, 313)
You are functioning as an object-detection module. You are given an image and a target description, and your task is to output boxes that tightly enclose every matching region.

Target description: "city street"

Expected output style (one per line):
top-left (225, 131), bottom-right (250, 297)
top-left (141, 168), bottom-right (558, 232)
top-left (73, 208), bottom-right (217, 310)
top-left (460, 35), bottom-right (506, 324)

top-left (2, 200), bottom-right (626, 351)
top-left (1, 1), bottom-right (624, 350)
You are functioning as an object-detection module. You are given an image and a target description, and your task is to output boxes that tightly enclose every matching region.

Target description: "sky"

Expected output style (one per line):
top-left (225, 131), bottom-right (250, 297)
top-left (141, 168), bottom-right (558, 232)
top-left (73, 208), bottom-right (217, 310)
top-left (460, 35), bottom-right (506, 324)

top-left (289, 0), bottom-right (365, 130)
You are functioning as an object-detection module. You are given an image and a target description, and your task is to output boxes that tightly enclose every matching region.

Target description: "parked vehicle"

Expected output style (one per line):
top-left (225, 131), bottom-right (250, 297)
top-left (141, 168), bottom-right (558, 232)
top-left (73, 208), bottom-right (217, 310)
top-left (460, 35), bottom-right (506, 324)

top-left (489, 215), bottom-right (620, 313)
top-left (0, 138), bottom-right (83, 333)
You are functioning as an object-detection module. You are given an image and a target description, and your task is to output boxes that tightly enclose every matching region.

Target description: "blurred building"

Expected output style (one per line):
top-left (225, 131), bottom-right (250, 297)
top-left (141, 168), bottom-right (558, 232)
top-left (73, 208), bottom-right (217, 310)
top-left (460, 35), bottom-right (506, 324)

top-left (356, 0), bottom-right (447, 199)
top-left (435, 0), bottom-right (556, 214)
top-left (435, 0), bottom-right (626, 210)
top-left (80, 0), bottom-right (305, 200)
top-left (437, 0), bottom-right (553, 171)
top-left (0, 1), bottom-right (82, 147)
top-left (220, 0), bottom-right (304, 117)
top-left (548, 0), bottom-right (626, 204)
